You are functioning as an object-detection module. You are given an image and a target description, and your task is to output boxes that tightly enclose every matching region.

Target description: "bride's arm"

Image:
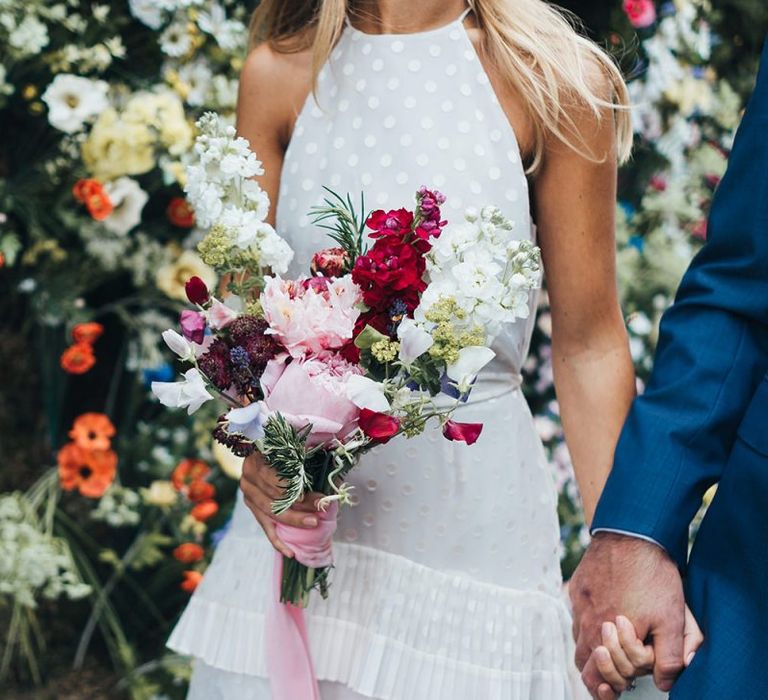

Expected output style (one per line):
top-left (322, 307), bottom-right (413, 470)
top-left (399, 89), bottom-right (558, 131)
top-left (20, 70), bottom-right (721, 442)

top-left (530, 78), bottom-right (635, 525)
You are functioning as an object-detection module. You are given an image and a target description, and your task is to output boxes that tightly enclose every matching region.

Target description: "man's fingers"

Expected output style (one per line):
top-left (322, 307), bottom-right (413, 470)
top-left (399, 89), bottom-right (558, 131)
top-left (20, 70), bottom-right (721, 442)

top-left (616, 615), bottom-right (655, 671)
top-left (651, 612), bottom-right (685, 692)
top-left (683, 606), bottom-right (704, 666)
top-left (593, 646), bottom-right (629, 692)
top-left (575, 634), bottom-right (592, 672)
top-left (598, 683), bottom-right (618, 700)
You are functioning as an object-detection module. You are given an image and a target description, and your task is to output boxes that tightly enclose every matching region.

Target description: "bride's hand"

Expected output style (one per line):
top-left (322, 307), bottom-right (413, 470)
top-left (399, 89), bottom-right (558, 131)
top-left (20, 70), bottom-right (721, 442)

top-left (593, 608), bottom-right (703, 699)
top-left (240, 451), bottom-right (322, 558)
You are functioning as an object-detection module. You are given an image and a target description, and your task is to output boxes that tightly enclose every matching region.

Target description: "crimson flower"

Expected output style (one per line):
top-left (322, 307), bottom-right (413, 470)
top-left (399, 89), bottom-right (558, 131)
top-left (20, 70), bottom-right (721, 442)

top-left (359, 408), bottom-right (400, 443)
top-left (352, 238), bottom-right (426, 310)
top-left (442, 420), bottom-right (484, 445)
top-left (366, 208), bottom-right (414, 239)
top-left (185, 276), bottom-right (210, 305)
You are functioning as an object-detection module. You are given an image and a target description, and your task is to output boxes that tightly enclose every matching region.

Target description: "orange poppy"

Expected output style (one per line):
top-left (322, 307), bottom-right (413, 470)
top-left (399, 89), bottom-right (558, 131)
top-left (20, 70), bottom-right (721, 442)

top-left (73, 178), bottom-right (113, 221)
top-left (167, 197), bottom-right (196, 228)
top-left (60, 342), bottom-right (96, 374)
top-left (173, 542), bottom-right (205, 564)
top-left (172, 458), bottom-right (211, 491)
top-left (191, 499), bottom-right (218, 522)
top-left (72, 322), bottom-right (104, 345)
top-left (180, 570), bottom-right (203, 592)
top-left (57, 442), bottom-right (117, 498)
top-left (187, 480), bottom-right (215, 503)
top-left (69, 413), bottom-right (116, 451)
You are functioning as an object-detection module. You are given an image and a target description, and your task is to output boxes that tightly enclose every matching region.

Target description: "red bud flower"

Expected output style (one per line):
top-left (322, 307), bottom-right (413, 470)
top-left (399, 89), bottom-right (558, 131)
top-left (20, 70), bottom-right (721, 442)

top-left (442, 420), bottom-right (483, 445)
top-left (185, 276), bottom-right (209, 305)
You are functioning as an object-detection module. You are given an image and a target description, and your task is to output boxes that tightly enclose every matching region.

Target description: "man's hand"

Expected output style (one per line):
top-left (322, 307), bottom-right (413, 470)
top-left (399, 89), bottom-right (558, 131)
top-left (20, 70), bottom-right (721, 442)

top-left (569, 532), bottom-right (686, 696)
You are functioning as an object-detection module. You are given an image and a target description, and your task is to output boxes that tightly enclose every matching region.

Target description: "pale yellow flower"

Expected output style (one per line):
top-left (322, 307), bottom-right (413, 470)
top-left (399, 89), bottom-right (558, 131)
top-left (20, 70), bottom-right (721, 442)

top-left (156, 249), bottom-right (217, 301)
top-left (142, 480), bottom-right (177, 507)
top-left (82, 107), bottom-right (155, 180)
top-left (212, 439), bottom-right (244, 480)
top-left (180, 514), bottom-right (207, 538)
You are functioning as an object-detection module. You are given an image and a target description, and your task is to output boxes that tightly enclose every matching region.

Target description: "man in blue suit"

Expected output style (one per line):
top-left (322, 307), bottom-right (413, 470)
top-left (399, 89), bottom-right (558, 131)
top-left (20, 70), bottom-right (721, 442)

top-left (570, 42), bottom-right (768, 699)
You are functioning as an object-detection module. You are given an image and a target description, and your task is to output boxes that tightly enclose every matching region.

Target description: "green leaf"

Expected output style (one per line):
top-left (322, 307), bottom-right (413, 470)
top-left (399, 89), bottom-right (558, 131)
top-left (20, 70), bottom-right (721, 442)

top-left (354, 324), bottom-right (389, 350)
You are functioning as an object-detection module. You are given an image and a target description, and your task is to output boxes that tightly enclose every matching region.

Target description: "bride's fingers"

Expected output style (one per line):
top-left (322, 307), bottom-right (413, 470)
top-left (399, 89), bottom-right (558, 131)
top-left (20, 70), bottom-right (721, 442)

top-left (241, 478), bottom-right (319, 529)
top-left (593, 646), bottom-right (630, 692)
top-left (600, 622), bottom-right (637, 678)
top-left (616, 615), bottom-right (655, 671)
top-left (290, 492), bottom-right (324, 513)
top-left (683, 606), bottom-right (704, 666)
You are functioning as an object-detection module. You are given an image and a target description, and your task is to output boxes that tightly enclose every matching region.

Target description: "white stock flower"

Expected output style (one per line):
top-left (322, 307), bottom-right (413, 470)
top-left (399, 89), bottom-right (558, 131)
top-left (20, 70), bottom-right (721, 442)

top-left (151, 368), bottom-right (214, 414)
top-left (197, 3), bottom-right (247, 52)
top-left (42, 74), bottom-right (109, 134)
top-left (103, 177), bottom-right (149, 235)
top-left (255, 227), bottom-right (294, 273)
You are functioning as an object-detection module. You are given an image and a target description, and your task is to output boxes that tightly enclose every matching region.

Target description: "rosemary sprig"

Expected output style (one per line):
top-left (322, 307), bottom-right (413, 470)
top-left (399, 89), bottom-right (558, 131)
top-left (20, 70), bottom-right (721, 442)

top-left (309, 188), bottom-right (370, 269)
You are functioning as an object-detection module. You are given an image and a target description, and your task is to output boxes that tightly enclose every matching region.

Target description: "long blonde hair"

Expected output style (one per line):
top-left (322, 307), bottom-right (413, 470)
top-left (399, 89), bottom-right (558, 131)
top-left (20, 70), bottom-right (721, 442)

top-left (248, 0), bottom-right (632, 172)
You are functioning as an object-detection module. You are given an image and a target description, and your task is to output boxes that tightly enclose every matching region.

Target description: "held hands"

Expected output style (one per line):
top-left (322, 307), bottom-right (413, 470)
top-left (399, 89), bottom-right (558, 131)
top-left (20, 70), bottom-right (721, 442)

top-left (586, 608), bottom-right (703, 699)
top-left (570, 533), bottom-right (703, 698)
top-left (240, 451), bottom-right (321, 558)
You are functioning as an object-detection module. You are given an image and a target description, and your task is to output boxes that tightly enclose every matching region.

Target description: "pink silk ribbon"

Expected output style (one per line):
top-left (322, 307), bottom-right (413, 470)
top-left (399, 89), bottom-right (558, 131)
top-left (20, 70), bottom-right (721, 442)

top-left (266, 502), bottom-right (339, 700)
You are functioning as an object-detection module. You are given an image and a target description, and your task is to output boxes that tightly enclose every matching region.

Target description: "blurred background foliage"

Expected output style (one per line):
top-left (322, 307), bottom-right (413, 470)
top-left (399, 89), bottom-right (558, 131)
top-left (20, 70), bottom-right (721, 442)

top-left (0, 0), bottom-right (766, 697)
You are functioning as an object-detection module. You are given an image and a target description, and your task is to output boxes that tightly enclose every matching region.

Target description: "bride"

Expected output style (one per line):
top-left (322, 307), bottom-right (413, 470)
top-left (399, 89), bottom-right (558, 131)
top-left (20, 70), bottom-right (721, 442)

top-left (169, 0), bottom-right (662, 697)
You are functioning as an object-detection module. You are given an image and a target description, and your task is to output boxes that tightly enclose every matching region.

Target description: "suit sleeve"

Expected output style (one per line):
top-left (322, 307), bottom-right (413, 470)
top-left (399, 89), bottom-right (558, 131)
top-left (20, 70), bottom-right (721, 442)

top-left (591, 45), bottom-right (768, 569)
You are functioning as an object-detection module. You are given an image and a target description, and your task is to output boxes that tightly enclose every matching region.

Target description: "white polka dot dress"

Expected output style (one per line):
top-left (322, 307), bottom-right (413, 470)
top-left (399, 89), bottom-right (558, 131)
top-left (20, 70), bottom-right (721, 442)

top-left (171, 8), bottom-right (590, 700)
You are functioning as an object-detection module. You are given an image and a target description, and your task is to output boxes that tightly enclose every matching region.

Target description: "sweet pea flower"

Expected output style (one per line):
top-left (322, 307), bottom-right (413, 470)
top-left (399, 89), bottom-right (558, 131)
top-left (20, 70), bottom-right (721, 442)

top-left (345, 375), bottom-right (390, 413)
top-left (151, 368), bottom-right (214, 414)
top-left (207, 298), bottom-right (239, 330)
top-left (180, 310), bottom-right (206, 343)
top-left (397, 317), bottom-right (434, 364)
top-left (162, 329), bottom-right (197, 362)
top-left (442, 420), bottom-right (484, 445)
top-left (447, 346), bottom-right (496, 393)
top-left (223, 401), bottom-right (270, 442)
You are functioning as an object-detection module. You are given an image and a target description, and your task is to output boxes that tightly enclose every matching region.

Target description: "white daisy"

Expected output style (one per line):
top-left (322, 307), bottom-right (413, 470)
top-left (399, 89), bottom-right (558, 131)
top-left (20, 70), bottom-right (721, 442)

top-left (103, 177), bottom-right (149, 235)
top-left (160, 20), bottom-right (193, 57)
top-left (41, 74), bottom-right (109, 134)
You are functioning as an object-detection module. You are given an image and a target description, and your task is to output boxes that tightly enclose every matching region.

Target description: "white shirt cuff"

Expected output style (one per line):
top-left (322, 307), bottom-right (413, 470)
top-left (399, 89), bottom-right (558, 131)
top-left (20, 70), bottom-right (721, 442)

top-left (591, 528), bottom-right (666, 551)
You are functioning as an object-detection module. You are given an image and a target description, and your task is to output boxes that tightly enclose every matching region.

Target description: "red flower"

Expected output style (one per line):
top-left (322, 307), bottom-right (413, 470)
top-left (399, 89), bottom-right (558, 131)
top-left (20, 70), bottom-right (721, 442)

top-left (352, 238), bottom-right (426, 310)
top-left (69, 413), bottom-right (116, 451)
top-left (442, 420), bottom-right (484, 445)
top-left (623, 0), bottom-right (656, 29)
top-left (72, 322), bottom-right (104, 345)
top-left (185, 276), bottom-right (210, 305)
top-left (172, 458), bottom-right (211, 491)
top-left (311, 247), bottom-right (349, 277)
top-left (173, 543), bottom-right (205, 564)
top-left (191, 499), bottom-right (219, 521)
top-left (167, 197), bottom-right (196, 228)
top-left (187, 480), bottom-right (216, 503)
top-left (60, 342), bottom-right (96, 374)
top-left (359, 408), bottom-right (400, 443)
top-left (181, 570), bottom-right (203, 592)
top-left (72, 179), bottom-right (114, 221)
top-left (366, 208), bottom-right (414, 239)
top-left (57, 443), bottom-right (117, 498)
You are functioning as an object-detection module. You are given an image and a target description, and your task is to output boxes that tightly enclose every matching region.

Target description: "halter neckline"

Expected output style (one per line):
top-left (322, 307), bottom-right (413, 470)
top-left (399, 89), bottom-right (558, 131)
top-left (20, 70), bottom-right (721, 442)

top-left (344, 5), bottom-right (472, 39)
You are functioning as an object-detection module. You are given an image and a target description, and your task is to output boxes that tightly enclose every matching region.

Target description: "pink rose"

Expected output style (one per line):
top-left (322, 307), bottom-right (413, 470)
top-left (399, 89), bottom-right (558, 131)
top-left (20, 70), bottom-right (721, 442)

top-left (623, 0), bottom-right (656, 29)
top-left (261, 355), bottom-right (362, 447)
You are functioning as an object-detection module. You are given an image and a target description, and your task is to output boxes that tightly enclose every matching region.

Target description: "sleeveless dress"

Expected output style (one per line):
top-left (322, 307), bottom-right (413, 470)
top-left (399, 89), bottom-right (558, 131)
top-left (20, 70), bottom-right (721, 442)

top-left (169, 8), bottom-right (657, 699)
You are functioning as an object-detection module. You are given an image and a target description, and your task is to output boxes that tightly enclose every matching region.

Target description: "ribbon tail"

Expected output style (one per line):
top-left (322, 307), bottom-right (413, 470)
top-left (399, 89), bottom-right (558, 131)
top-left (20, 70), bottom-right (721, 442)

top-left (265, 552), bottom-right (322, 700)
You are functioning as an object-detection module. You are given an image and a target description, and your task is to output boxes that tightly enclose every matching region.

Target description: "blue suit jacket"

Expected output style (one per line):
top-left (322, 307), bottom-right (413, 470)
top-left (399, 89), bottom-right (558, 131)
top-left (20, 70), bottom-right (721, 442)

top-left (592, 43), bottom-right (768, 699)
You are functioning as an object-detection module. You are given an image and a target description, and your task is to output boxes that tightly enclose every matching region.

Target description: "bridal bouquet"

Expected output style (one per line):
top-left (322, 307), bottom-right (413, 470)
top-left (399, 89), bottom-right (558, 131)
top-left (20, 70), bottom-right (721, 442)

top-left (151, 113), bottom-right (542, 606)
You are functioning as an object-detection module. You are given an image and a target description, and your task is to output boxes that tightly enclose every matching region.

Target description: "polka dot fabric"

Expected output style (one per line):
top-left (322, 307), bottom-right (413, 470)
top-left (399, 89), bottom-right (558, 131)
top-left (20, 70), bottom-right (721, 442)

top-left (170, 10), bottom-right (592, 700)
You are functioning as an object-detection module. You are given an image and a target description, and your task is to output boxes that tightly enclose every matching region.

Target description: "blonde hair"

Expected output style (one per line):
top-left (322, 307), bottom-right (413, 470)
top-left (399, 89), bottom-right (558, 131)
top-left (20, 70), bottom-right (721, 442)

top-left (248, 0), bottom-right (632, 173)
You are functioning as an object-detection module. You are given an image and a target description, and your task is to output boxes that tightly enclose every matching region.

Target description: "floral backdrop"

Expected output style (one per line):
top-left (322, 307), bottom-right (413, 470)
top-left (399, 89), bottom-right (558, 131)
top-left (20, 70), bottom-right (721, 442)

top-left (1, 0), bottom-right (766, 696)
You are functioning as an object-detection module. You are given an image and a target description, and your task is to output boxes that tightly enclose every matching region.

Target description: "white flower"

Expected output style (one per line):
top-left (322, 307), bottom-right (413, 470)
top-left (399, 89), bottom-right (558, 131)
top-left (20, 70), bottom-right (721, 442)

top-left (447, 346), bottom-right (496, 393)
top-left (345, 375), bottom-right (391, 413)
top-left (224, 401), bottom-right (270, 442)
top-left (255, 227), bottom-right (294, 273)
top-left (161, 329), bottom-right (197, 362)
top-left (397, 318), bottom-right (434, 364)
top-left (197, 3), bottom-right (247, 52)
top-left (128, 0), bottom-right (167, 29)
top-left (41, 74), bottom-right (109, 134)
top-left (8, 15), bottom-right (49, 57)
top-left (177, 59), bottom-right (213, 107)
top-left (160, 20), bottom-right (193, 57)
top-left (103, 177), bottom-right (149, 235)
top-left (142, 480), bottom-right (177, 507)
top-left (151, 368), bottom-right (214, 414)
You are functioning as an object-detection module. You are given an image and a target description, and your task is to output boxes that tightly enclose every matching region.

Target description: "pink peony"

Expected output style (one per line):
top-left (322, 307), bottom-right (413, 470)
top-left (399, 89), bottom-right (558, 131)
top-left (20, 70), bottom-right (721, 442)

top-left (623, 0), bottom-right (656, 29)
top-left (261, 355), bottom-right (363, 447)
top-left (261, 275), bottom-right (363, 358)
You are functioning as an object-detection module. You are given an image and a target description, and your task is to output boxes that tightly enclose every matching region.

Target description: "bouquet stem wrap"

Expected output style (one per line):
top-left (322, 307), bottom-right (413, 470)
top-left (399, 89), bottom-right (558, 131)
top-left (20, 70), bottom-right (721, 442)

top-left (266, 502), bottom-right (339, 700)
